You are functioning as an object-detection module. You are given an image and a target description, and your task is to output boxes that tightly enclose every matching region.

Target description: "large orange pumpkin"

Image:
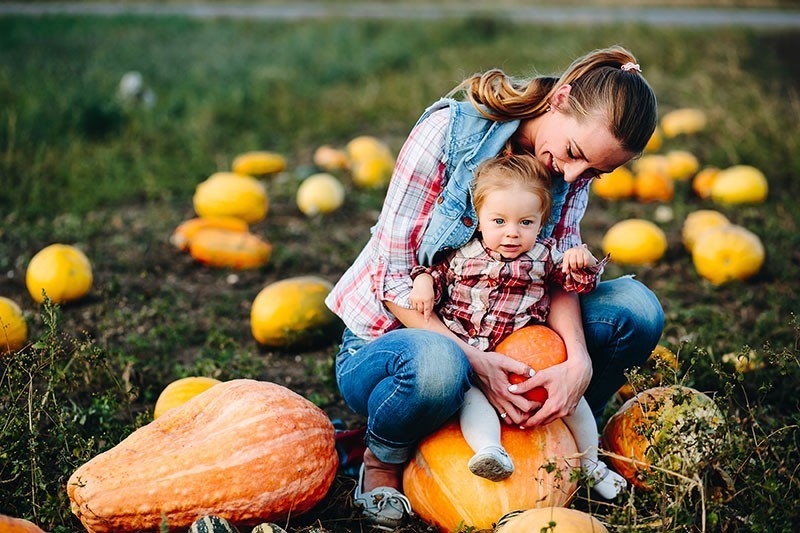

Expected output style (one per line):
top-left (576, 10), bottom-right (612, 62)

top-left (403, 419), bottom-right (578, 532)
top-left (67, 379), bottom-right (337, 532)
top-left (602, 385), bottom-right (724, 490)
top-left (495, 325), bottom-right (567, 403)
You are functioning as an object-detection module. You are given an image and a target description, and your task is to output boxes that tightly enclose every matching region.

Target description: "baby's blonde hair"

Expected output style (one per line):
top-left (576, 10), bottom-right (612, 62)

top-left (472, 153), bottom-right (553, 224)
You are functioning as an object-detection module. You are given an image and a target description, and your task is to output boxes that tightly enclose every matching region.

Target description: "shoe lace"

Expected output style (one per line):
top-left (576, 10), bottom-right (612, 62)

top-left (370, 490), bottom-right (412, 514)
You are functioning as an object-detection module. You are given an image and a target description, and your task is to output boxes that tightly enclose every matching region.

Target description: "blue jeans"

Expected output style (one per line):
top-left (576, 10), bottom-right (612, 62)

top-left (334, 276), bottom-right (663, 464)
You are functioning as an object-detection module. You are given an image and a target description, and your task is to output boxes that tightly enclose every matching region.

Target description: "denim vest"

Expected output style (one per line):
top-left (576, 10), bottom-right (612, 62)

top-left (416, 98), bottom-right (570, 266)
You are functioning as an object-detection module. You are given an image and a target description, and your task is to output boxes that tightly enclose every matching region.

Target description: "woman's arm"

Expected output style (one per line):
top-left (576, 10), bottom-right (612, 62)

top-left (385, 301), bottom-right (537, 425)
top-left (514, 286), bottom-right (593, 427)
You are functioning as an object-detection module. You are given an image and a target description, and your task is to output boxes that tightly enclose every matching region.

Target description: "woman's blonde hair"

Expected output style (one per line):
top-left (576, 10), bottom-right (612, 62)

top-left (453, 45), bottom-right (657, 154)
top-left (473, 153), bottom-right (553, 224)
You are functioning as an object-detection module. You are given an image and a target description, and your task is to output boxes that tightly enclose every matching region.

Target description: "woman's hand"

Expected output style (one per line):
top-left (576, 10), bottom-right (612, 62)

top-left (466, 348), bottom-right (537, 426)
top-left (509, 351), bottom-right (593, 427)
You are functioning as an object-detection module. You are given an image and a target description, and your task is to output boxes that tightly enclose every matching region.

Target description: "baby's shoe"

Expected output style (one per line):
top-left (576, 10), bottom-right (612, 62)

top-left (586, 461), bottom-right (627, 499)
top-left (468, 445), bottom-right (514, 482)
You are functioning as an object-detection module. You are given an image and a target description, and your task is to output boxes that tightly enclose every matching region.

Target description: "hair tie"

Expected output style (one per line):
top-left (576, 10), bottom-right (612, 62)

top-left (621, 62), bottom-right (641, 73)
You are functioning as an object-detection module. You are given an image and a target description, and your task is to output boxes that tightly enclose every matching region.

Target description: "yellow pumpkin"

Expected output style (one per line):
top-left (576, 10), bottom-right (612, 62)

top-left (250, 276), bottom-right (339, 347)
top-left (26, 244), bottom-right (93, 304)
top-left (0, 297), bottom-right (27, 354)
top-left (631, 154), bottom-right (668, 176)
top-left (692, 166), bottom-right (721, 199)
top-left (497, 507), bottom-right (609, 533)
top-left (153, 376), bottom-right (222, 419)
top-left (692, 224), bottom-right (764, 285)
top-left (681, 209), bottom-right (730, 252)
top-left (592, 166), bottom-right (635, 200)
top-left (345, 135), bottom-right (392, 164)
top-left (665, 150), bottom-right (700, 181)
top-left (634, 170), bottom-right (674, 203)
top-left (312, 145), bottom-right (350, 171)
top-left (603, 386), bottom-right (724, 490)
top-left (193, 172), bottom-right (269, 223)
top-left (403, 419), bottom-right (578, 532)
top-left (296, 173), bottom-right (345, 216)
top-left (602, 219), bottom-right (667, 265)
top-left (188, 228), bottom-right (272, 270)
top-left (232, 151), bottom-right (286, 176)
top-left (660, 108), bottom-right (707, 138)
top-left (68, 379), bottom-right (338, 532)
top-left (170, 216), bottom-right (250, 252)
top-left (0, 514), bottom-right (48, 533)
top-left (710, 165), bottom-right (768, 204)
top-left (644, 127), bottom-right (662, 153)
top-left (351, 157), bottom-right (394, 189)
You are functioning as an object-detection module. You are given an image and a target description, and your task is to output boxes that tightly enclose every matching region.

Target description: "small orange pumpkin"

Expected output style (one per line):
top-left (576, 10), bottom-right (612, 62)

top-left (495, 325), bottom-right (567, 403)
top-left (403, 419), bottom-right (578, 532)
top-left (634, 170), bottom-right (674, 203)
top-left (602, 385), bottom-right (723, 489)
top-left (188, 228), bottom-right (272, 270)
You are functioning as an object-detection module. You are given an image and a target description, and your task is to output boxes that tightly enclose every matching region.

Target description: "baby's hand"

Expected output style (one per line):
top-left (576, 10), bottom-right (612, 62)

top-left (562, 244), bottom-right (597, 273)
top-left (410, 273), bottom-right (435, 321)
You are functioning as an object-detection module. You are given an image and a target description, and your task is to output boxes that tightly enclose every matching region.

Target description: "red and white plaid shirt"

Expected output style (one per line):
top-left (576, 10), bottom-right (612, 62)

top-left (410, 237), bottom-right (606, 351)
top-left (325, 108), bottom-right (593, 340)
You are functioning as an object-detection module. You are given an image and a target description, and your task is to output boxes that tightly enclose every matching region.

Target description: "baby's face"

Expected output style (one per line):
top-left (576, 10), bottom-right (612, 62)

top-left (476, 184), bottom-right (543, 260)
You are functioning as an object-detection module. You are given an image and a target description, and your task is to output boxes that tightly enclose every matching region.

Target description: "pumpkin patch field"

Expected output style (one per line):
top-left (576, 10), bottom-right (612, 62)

top-left (1, 10), bottom-right (800, 533)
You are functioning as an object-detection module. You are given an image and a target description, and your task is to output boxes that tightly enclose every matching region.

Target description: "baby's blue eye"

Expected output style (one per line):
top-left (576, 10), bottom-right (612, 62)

top-left (521, 220), bottom-right (532, 226)
top-left (493, 218), bottom-right (504, 225)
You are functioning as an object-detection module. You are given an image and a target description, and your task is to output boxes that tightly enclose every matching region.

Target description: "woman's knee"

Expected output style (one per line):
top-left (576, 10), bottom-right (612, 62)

top-left (582, 276), bottom-right (664, 361)
top-left (400, 331), bottom-right (472, 404)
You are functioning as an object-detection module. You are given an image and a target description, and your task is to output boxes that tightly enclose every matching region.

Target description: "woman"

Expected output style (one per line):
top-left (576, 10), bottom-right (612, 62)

top-left (326, 45), bottom-right (663, 529)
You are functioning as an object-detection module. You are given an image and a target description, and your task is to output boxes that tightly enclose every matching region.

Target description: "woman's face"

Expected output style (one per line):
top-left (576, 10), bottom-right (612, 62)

top-left (514, 86), bottom-right (636, 184)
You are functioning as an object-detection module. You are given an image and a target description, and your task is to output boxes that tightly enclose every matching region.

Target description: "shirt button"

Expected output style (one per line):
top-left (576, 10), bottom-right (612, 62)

top-left (462, 217), bottom-right (473, 227)
top-left (437, 196), bottom-right (444, 204)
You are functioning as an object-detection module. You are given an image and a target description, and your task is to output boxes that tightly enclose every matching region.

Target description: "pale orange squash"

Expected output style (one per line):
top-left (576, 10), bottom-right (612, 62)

top-left (403, 419), bottom-right (578, 532)
top-left (67, 379), bottom-right (337, 532)
top-left (188, 228), bottom-right (272, 270)
top-left (497, 507), bottom-right (609, 532)
top-left (602, 385), bottom-right (723, 490)
top-left (170, 217), bottom-right (249, 252)
top-left (0, 514), bottom-right (48, 532)
top-left (495, 325), bottom-right (567, 403)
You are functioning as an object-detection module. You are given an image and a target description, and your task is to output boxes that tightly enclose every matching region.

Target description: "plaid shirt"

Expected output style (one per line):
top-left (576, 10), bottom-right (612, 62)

top-left (325, 107), bottom-right (594, 340)
top-left (410, 237), bottom-right (606, 351)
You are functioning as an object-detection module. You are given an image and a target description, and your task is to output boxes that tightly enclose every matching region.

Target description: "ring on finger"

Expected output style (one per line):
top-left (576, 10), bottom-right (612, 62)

top-left (500, 412), bottom-right (507, 419)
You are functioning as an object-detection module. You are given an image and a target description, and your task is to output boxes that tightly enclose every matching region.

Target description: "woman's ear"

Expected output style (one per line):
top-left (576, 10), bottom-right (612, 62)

top-left (551, 84), bottom-right (572, 111)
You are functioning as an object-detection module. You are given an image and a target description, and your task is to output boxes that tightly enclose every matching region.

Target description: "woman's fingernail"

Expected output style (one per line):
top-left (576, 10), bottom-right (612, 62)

top-left (508, 384), bottom-right (518, 392)
top-left (529, 369), bottom-right (536, 377)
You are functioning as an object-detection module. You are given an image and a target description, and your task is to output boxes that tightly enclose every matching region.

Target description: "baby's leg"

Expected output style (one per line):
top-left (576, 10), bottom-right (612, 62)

top-left (459, 387), bottom-right (514, 481)
top-left (563, 397), bottom-right (627, 498)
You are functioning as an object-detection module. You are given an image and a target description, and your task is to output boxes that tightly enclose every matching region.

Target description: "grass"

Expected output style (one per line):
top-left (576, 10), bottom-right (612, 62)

top-left (1, 11), bottom-right (799, 532)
